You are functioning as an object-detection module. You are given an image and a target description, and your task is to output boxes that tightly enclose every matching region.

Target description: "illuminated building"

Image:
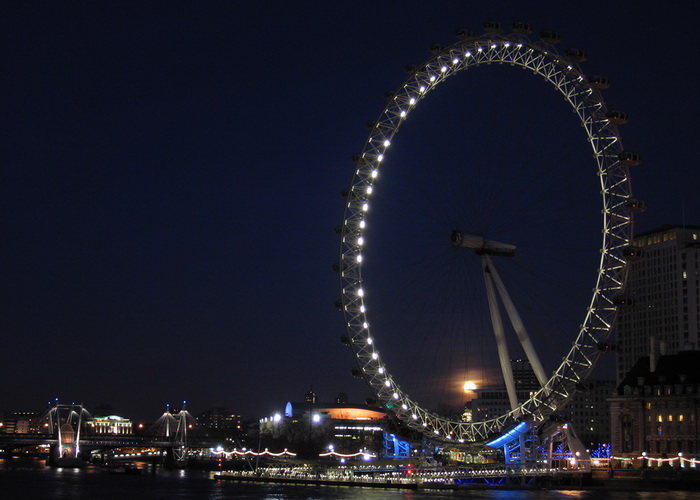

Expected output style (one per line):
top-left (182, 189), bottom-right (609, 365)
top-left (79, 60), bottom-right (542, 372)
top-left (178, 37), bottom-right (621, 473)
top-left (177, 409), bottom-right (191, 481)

top-left (196, 407), bottom-right (242, 437)
top-left (609, 350), bottom-right (700, 459)
top-left (259, 392), bottom-right (391, 458)
top-left (616, 225), bottom-right (700, 381)
top-left (304, 388), bottom-right (317, 403)
top-left (86, 415), bottom-right (133, 435)
top-left (564, 379), bottom-right (615, 448)
top-left (1, 411), bottom-right (42, 434)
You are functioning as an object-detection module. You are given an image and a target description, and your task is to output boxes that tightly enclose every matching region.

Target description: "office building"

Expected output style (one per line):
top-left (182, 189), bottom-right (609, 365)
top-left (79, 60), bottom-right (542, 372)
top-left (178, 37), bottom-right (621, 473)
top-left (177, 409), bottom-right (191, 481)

top-left (616, 224), bottom-right (700, 381)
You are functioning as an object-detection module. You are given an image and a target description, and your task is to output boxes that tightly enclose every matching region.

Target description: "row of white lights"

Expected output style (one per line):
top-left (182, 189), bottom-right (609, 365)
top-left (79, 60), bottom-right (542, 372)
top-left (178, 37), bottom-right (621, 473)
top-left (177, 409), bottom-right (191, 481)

top-left (348, 41), bottom-right (518, 436)
top-left (344, 37), bottom-right (586, 443)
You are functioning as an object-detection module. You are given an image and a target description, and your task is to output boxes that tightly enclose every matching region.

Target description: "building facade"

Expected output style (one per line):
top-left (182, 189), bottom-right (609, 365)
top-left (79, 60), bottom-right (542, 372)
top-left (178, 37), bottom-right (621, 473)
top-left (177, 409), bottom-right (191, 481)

top-left (609, 350), bottom-right (700, 459)
top-left (196, 407), bottom-right (242, 437)
top-left (0, 411), bottom-right (43, 434)
top-left (617, 225), bottom-right (700, 381)
top-left (564, 379), bottom-right (615, 449)
top-left (86, 415), bottom-right (133, 435)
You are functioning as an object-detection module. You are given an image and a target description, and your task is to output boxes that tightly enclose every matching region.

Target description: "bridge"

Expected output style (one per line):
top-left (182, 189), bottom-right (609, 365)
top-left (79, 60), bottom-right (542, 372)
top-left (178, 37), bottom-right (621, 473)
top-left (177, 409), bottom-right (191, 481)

top-left (0, 403), bottom-right (231, 467)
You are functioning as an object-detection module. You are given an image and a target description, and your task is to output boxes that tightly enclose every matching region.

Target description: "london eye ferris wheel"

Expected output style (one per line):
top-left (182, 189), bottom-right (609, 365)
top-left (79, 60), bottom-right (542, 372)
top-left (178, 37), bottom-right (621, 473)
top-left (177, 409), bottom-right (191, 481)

top-left (337, 21), bottom-right (642, 443)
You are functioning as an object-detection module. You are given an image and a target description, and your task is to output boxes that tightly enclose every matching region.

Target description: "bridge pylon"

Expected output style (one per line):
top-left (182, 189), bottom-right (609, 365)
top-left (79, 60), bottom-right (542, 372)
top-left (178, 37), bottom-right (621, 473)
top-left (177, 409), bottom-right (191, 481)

top-left (45, 403), bottom-right (91, 466)
top-left (173, 402), bottom-right (194, 465)
top-left (152, 402), bottom-right (195, 467)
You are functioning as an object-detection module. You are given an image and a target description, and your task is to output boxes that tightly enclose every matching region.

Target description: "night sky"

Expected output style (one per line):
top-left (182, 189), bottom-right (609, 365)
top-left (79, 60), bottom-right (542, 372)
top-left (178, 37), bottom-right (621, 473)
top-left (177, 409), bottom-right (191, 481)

top-left (2, 2), bottom-right (699, 424)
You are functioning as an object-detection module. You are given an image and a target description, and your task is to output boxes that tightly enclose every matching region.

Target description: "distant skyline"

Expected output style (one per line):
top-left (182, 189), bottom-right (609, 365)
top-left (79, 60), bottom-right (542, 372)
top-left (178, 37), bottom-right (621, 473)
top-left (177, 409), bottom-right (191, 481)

top-left (2, 2), bottom-right (698, 423)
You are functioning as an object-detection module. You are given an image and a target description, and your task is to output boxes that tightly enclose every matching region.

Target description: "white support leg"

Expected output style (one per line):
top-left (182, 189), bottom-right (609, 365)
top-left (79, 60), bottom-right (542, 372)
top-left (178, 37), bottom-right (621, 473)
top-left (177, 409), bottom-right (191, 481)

top-left (484, 254), bottom-right (549, 389)
top-left (482, 255), bottom-right (519, 413)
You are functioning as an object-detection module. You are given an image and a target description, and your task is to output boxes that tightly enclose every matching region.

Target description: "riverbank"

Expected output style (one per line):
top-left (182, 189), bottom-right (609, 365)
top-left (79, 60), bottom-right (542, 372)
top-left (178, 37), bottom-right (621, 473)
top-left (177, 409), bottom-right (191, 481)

top-left (589, 467), bottom-right (700, 491)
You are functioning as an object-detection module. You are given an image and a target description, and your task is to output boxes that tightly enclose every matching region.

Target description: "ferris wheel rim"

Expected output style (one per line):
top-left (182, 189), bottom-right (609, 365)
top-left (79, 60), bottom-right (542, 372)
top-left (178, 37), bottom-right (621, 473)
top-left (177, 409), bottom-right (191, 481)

top-left (338, 29), bottom-right (635, 443)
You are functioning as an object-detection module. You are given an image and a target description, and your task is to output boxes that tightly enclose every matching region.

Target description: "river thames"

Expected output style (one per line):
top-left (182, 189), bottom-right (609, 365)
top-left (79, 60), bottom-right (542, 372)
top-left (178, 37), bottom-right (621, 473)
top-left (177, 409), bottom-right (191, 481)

top-left (1, 458), bottom-right (699, 500)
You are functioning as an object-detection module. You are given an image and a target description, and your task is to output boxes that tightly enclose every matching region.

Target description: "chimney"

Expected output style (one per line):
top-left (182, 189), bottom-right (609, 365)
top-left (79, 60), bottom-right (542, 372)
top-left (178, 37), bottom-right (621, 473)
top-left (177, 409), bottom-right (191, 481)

top-left (650, 336), bottom-right (658, 373)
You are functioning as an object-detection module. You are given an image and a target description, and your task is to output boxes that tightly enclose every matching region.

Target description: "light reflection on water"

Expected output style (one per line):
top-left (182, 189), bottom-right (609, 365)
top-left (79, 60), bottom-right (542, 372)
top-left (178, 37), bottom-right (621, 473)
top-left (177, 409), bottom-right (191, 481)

top-left (1, 458), bottom-right (698, 499)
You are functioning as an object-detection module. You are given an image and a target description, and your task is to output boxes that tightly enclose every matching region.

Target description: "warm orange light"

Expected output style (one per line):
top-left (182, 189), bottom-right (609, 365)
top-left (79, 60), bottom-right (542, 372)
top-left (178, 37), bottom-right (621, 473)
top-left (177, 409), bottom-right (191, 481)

top-left (463, 381), bottom-right (477, 392)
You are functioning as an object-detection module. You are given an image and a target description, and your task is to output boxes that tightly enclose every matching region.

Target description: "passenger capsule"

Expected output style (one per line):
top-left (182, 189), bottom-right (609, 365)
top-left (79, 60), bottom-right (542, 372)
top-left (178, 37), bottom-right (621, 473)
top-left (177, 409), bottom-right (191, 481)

top-left (539, 30), bottom-right (561, 44)
top-left (429, 43), bottom-right (445, 54)
top-left (588, 74), bottom-right (610, 89)
top-left (565, 47), bottom-right (587, 62)
top-left (365, 120), bottom-right (376, 130)
top-left (341, 188), bottom-right (358, 199)
top-left (384, 90), bottom-right (396, 99)
top-left (625, 198), bottom-right (647, 213)
top-left (332, 262), bottom-right (348, 273)
top-left (404, 64), bottom-right (417, 73)
top-left (511, 21), bottom-right (532, 34)
top-left (351, 367), bottom-right (363, 378)
top-left (596, 342), bottom-right (617, 352)
top-left (618, 151), bottom-right (642, 166)
top-left (455, 27), bottom-right (473, 39)
top-left (334, 299), bottom-right (343, 310)
top-left (340, 335), bottom-right (351, 346)
top-left (351, 153), bottom-right (361, 162)
top-left (613, 295), bottom-right (634, 307)
top-left (482, 20), bottom-right (502, 33)
top-left (606, 109), bottom-right (629, 125)
top-left (622, 246), bottom-right (644, 261)
top-left (334, 225), bottom-right (343, 236)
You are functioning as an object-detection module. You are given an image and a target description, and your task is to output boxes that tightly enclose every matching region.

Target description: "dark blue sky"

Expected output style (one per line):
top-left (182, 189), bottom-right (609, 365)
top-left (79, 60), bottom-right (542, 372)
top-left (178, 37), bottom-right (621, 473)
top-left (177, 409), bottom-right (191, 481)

top-left (2, 2), bottom-right (698, 423)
